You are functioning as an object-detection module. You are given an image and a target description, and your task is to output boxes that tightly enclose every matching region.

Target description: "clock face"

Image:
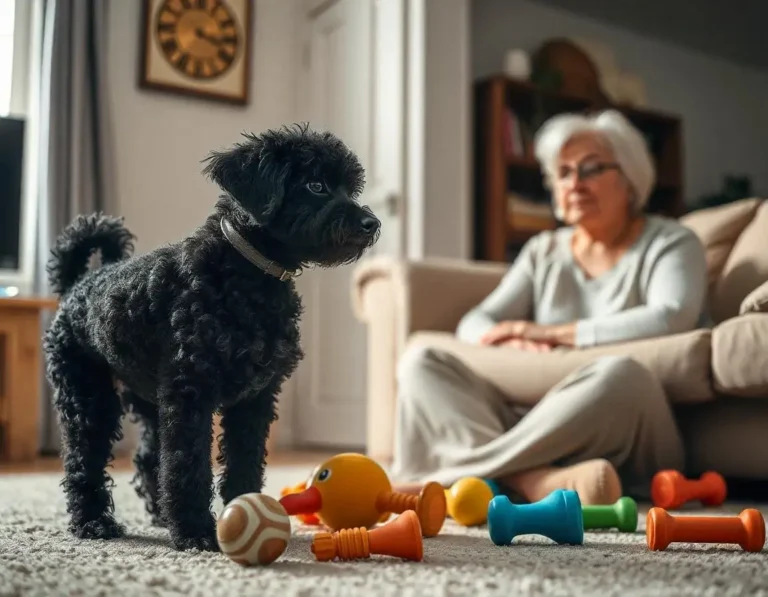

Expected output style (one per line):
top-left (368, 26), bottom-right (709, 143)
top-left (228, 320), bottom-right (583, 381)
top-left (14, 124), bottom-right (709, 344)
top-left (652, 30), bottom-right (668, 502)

top-left (155, 0), bottom-right (240, 80)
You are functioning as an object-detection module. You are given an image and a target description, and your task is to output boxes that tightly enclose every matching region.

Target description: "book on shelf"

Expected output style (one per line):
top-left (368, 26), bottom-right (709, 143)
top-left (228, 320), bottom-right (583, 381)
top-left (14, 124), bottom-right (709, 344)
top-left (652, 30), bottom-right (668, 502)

top-left (507, 192), bottom-right (556, 232)
top-left (502, 107), bottom-right (533, 160)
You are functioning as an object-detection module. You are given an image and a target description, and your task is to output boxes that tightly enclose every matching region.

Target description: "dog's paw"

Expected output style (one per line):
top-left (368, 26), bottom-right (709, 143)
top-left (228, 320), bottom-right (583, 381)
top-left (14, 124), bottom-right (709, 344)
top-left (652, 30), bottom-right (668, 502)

top-left (70, 516), bottom-right (126, 540)
top-left (172, 532), bottom-right (220, 552)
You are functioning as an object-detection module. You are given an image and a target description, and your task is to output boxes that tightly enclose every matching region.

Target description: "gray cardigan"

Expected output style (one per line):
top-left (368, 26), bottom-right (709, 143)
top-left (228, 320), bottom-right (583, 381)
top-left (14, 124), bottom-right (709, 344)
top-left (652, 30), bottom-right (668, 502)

top-left (456, 216), bottom-right (710, 348)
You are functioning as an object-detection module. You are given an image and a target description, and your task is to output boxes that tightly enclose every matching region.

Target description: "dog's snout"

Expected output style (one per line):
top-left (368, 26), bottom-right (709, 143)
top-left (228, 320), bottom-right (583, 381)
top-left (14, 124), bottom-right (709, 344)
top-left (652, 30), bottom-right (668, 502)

top-left (360, 215), bottom-right (380, 234)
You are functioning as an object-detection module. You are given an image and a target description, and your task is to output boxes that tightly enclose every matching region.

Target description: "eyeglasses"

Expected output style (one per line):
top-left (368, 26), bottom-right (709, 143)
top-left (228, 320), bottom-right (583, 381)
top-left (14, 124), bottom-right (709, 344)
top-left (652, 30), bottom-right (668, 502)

top-left (554, 161), bottom-right (621, 185)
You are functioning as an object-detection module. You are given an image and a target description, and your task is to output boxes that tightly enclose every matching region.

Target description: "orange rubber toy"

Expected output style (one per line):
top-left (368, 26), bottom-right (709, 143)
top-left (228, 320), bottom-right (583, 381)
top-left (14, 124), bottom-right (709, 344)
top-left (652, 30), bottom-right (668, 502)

top-left (651, 470), bottom-right (727, 509)
top-left (647, 507), bottom-right (765, 552)
top-left (280, 482), bottom-right (321, 526)
top-left (400, 477), bottom-right (499, 527)
top-left (311, 509), bottom-right (424, 562)
top-left (278, 453), bottom-right (446, 537)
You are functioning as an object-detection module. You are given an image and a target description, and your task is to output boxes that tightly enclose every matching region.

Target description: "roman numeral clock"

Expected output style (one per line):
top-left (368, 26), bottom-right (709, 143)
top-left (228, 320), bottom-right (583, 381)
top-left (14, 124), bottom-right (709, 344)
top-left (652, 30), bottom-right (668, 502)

top-left (139, 0), bottom-right (253, 105)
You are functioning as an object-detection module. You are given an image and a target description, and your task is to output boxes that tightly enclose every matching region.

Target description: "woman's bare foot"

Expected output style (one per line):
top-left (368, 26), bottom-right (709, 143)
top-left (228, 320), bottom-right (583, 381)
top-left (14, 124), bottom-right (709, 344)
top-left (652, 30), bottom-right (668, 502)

top-left (502, 459), bottom-right (622, 505)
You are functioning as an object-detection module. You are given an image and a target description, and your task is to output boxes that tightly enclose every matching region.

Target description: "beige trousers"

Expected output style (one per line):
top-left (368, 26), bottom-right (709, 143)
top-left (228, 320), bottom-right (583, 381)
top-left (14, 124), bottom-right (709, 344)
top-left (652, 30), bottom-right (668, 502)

top-left (389, 346), bottom-right (685, 496)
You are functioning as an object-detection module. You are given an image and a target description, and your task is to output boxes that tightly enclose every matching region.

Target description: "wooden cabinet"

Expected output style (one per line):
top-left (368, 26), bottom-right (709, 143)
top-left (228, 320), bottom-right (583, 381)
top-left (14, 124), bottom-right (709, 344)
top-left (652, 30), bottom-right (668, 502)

top-left (473, 75), bottom-right (684, 262)
top-left (0, 297), bottom-right (58, 462)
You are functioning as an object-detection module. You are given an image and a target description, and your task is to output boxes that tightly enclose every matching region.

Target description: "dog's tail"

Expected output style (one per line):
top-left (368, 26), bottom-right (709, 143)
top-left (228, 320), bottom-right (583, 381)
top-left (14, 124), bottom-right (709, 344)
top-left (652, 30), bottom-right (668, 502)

top-left (46, 212), bottom-right (136, 295)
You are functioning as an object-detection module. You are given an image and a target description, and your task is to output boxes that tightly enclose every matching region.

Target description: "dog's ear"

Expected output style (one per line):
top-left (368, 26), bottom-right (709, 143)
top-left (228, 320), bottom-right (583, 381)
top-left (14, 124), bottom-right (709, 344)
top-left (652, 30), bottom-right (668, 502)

top-left (202, 133), bottom-right (288, 224)
top-left (202, 139), bottom-right (254, 199)
top-left (252, 151), bottom-right (289, 222)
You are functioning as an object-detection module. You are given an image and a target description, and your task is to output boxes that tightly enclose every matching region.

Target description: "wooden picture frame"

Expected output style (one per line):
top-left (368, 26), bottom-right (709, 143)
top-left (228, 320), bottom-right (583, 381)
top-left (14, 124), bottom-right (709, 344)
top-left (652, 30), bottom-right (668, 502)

top-left (138, 0), bottom-right (253, 105)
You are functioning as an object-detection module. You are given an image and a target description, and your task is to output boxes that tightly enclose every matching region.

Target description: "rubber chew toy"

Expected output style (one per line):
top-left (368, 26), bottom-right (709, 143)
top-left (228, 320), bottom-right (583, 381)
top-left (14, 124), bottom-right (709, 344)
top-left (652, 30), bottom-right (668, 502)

top-left (280, 481), bottom-right (321, 525)
top-left (216, 493), bottom-right (292, 566)
top-left (279, 453), bottom-right (446, 537)
top-left (646, 507), bottom-right (765, 552)
top-left (582, 497), bottom-right (638, 532)
top-left (444, 477), bottom-right (500, 527)
top-left (312, 510), bottom-right (424, 562)
top-left (651, 470), bottom-right (727, 509)
top-left (487, 489), bottom-right (584, 546)
top-left (376, 482), bottom-right (445, 536)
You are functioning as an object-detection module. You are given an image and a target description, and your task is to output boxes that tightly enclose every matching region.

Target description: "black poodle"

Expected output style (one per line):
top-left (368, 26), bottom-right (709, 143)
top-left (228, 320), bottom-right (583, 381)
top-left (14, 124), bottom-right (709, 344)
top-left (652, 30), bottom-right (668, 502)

top-left (43, 124), bottom-right (380, 551)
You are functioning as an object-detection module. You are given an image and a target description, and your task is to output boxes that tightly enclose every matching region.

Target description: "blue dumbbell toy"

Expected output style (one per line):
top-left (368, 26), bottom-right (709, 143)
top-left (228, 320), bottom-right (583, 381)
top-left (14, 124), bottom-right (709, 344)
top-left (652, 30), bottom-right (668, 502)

top-left (483, 478), bottom-right (503, 496)
top-left (487, 489), bottom-right (584, 546)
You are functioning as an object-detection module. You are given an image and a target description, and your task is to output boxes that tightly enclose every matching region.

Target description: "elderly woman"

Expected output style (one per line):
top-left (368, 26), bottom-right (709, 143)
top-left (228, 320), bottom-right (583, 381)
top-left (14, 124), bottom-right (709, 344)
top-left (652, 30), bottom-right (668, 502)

top-left (391, 110), bottom-right (709, 505)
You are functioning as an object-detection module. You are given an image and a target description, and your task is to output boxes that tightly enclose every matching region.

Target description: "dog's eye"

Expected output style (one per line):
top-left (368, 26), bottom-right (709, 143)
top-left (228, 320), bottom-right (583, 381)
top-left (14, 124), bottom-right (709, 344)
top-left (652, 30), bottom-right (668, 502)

top-left (307, 181), bottom-right (325, 194)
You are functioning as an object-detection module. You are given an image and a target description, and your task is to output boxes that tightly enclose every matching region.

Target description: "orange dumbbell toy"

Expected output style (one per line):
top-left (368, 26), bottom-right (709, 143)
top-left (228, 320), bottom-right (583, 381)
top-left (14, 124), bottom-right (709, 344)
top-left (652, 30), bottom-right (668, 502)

top-left (280, 481), bottom-right (321, 525)
top-left (647, 507), bottom-right (765, 552)
top-left (651, 470), bottom-right (727, 509)
top-left (311, 509), bottom-right (424, 562)
top-left (278, 453), bottom-right (446, 537)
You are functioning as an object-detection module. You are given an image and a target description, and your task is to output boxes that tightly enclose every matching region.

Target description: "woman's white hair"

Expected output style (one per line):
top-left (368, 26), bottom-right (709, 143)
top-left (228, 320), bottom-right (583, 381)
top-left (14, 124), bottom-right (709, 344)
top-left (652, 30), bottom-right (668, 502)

top-left (533, 109), bottom-right (656, 218)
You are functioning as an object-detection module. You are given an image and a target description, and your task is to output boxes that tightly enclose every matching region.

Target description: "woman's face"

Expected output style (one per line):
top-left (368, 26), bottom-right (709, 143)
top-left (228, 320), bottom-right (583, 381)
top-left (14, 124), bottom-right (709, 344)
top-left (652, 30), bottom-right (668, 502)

top-left (552, 133), bottom-right (633, 228)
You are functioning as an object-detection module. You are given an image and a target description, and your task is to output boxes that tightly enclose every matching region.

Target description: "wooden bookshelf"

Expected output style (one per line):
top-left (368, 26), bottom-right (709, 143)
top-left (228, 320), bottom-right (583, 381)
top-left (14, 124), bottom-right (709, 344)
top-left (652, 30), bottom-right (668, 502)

top-left (473, 75), bottom-right (684, 262)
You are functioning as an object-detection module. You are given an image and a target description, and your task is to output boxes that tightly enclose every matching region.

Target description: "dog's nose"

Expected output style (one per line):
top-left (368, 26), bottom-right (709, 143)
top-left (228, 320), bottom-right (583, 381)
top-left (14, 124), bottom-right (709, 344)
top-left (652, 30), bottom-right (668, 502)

top-left (360, 216), bottom-right (380, 233)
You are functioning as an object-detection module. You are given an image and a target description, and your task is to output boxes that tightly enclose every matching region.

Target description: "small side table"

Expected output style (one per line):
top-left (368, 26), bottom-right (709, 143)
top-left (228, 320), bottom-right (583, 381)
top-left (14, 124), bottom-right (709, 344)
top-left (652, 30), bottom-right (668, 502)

top-left (0, 297), bottom-right (58, 462)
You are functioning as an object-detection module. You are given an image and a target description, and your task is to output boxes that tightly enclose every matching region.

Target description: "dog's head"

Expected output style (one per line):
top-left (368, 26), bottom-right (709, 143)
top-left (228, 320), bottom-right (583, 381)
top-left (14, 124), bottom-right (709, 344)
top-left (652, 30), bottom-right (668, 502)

top-left (202, 124), bottom-right (380, 267)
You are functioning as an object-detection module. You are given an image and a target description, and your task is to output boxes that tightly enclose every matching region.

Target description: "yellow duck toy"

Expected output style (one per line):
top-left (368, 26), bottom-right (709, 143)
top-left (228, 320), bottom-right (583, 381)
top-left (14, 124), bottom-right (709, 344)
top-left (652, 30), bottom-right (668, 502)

top-left (278, 453), bottom-right (446, 537)
top-left (279, 481), bottom-right (321, 526)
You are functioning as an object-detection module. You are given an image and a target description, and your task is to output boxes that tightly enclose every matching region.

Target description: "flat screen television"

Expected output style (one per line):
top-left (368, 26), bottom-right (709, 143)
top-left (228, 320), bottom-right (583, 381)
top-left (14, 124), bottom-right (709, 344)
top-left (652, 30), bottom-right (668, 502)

top-left (0, 115), bottom-right (25, 274)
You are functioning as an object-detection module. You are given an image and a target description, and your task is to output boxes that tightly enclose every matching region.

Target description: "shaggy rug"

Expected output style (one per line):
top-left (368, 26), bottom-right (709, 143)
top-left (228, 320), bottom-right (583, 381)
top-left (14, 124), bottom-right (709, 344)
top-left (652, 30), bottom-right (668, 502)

top-left (0, 465), bottom-right (766, 597)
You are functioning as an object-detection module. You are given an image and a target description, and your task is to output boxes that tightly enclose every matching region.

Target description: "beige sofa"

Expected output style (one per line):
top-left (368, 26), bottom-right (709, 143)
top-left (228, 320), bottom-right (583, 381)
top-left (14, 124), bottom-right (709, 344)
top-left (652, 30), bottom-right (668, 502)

top-left (352, 197), bottom-right (768, 480)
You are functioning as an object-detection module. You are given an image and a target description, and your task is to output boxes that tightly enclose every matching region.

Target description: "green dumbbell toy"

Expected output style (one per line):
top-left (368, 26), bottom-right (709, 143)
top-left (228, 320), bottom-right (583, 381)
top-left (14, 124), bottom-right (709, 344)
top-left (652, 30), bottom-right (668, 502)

top-left (582, 497), bottom-right (638, 532)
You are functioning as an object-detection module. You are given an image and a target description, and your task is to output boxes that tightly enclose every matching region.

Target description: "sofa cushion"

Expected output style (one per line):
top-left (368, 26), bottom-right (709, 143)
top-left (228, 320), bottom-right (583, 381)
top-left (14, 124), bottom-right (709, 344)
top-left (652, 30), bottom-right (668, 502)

top-left (680, 198), bottom-right (761, 293)
top-left (405, 329), bottom-right (714, 405)
top-left (712, 313), bottom-right (768, 398)
top-left (710, 200), bottom-right (768, 323)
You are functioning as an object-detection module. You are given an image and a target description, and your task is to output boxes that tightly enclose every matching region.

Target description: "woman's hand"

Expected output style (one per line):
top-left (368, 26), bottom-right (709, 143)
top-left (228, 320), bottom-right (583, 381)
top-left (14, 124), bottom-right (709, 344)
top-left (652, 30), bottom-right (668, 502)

top-left (498, 338), bottom-right (553, 352)
top-left (479, 320), bottom-right (577, 348)
top-left (479, 320), bottom-right (530, 345)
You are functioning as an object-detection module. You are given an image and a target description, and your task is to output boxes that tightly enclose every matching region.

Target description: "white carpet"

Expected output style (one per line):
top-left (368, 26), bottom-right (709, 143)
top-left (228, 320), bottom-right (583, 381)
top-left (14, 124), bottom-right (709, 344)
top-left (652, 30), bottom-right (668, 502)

top-left (1, 465), bottom-right (767, 597)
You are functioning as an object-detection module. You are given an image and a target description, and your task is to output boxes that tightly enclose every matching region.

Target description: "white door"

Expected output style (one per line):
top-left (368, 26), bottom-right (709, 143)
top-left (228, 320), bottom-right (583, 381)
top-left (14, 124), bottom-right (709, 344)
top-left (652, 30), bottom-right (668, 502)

top-left (293, 0), bottom-right (405, 448)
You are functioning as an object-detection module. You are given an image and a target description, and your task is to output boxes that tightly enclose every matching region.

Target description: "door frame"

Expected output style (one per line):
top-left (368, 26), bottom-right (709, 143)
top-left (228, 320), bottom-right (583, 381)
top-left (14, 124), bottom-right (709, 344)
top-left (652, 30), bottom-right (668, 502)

top-left (293, 0), bottom-right (473, 268)
top-left (279, 0), bottom-right (472, 452)
top-left (287, 0), bottom-right (410, 451)
top-left (404, 0), bottom-right (472, 261)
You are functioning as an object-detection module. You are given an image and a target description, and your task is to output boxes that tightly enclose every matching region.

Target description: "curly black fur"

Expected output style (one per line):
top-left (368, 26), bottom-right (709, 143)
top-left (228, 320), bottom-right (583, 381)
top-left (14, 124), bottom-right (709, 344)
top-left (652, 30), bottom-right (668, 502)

top-left (43, 124), bottom-right (380, 551)
top-left (46, 213), bottom-right (135, 294)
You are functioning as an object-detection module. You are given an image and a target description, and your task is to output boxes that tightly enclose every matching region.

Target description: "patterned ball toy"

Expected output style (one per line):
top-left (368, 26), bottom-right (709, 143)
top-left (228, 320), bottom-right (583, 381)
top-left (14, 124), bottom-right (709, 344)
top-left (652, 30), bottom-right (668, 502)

top-left (216, 493), bottom-right (292, 566)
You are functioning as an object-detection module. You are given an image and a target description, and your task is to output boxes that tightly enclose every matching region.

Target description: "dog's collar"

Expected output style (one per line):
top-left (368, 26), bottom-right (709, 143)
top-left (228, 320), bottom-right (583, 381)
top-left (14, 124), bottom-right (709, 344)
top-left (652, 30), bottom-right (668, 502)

top-left (220, 217), bottom-right (302, 282)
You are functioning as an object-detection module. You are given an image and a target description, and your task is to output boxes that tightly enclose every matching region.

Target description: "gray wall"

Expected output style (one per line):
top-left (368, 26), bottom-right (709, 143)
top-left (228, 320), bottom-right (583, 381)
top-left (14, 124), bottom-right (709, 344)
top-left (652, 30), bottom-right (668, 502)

top-left (104, 0), bottom-right (302, 454)
top-left (472, 0), bottom-right (768, 204)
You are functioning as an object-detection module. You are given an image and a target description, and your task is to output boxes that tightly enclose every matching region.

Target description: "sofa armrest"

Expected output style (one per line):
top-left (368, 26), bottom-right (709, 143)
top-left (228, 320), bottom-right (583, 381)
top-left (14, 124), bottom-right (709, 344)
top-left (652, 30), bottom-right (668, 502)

top-left (352, 256), bottom-right (507, 335)
top-left (351, 256), bottom-right (507, 462)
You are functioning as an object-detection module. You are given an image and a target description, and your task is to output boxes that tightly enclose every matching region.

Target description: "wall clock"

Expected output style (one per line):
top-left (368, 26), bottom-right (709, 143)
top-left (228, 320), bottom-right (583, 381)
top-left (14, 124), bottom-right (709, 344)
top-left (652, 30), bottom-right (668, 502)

top-left (139, 0), bottom-right (253, 105)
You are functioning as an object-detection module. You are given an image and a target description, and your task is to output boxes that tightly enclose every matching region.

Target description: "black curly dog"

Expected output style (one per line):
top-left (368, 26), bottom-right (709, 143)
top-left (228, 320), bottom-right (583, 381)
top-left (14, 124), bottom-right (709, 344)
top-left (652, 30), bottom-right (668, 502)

top-left (43, 124), bottom-right (380, 551)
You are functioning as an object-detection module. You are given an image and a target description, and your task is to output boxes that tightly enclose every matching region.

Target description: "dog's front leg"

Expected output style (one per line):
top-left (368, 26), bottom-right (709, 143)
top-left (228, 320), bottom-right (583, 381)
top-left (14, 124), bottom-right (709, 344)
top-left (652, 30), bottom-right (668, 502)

top-left (157, 396), bottom-right (218, 552)
top-left (217, 385), bottom-right (278, 505)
